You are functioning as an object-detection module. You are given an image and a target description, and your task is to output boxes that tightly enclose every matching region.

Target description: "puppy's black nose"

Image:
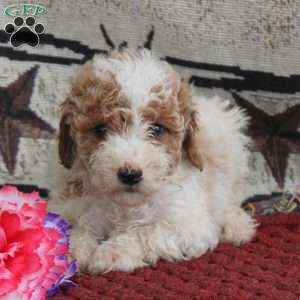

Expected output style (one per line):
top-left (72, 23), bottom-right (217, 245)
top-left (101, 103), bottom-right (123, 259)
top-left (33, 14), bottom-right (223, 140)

top-left (117, 167), bottom-right (143, 186)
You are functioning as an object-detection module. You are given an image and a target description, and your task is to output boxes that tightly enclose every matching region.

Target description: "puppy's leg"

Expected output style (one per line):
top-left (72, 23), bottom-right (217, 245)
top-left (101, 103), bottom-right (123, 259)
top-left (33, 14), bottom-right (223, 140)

top-left (87, 231), bottom-right (147, 274)
top-left (221, 206), bottom-right (257, 245)
top-left (88, 222), bottom-right (218, 274)
top-left (49, 196), bottom-right (99, 272)
top-left (69, 227), bottom-right (98, 273)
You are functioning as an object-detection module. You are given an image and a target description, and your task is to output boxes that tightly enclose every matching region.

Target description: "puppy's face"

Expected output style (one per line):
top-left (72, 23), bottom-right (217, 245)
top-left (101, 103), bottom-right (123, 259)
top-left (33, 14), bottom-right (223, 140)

top-left (59, 51), bottom-right (202, 206)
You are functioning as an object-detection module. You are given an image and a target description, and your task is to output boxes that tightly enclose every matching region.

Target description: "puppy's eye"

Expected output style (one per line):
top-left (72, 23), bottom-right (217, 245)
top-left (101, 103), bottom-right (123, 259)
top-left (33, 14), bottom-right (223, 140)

top-left (148, 123), bottom-right (166, 137)
top-left (92, 124), bottom-right (107, 138)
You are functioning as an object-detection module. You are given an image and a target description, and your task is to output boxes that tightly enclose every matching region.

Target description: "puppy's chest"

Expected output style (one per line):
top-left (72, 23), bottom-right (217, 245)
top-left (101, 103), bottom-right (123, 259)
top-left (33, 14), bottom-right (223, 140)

top-left (80, 202), bottom-right (162, 238)
top-left (113, 205), bottom-right (163, 232)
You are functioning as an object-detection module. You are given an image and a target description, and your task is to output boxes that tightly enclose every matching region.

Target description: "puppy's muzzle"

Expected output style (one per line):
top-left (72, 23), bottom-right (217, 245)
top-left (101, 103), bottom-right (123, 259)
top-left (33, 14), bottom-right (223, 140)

top-left (117, 166), bottom-right (143, 186)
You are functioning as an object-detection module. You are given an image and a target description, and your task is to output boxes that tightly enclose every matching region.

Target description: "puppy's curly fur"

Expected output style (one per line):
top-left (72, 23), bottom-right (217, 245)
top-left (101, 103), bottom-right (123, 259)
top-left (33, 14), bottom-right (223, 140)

top-left (49, 49), bottom-right (257, 274)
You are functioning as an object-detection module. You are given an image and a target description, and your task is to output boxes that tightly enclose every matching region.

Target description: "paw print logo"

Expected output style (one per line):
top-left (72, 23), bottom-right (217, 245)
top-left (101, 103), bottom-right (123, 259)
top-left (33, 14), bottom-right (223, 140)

top-left (4, 16), bottom-right (45, 47)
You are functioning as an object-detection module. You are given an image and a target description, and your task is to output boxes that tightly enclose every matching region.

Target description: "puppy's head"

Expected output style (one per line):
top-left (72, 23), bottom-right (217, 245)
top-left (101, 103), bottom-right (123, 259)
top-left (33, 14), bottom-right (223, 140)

top-left (59, 50), bottom-right (203, 206)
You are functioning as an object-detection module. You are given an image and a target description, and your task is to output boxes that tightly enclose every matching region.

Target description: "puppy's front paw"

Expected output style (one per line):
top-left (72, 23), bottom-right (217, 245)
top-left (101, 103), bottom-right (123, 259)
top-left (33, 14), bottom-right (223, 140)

top-left (88, 244), bottom-right (118, 274)
top-left (222, 208), bottom-right (258, 246)
top-left (70, 229), bottom-right (98, 273)
top-left (88, 243), bottom-right (147, 274)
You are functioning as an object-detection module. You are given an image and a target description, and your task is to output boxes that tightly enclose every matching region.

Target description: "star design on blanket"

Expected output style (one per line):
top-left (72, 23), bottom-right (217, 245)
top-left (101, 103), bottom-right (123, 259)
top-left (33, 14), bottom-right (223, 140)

top-left (232, 92), bottom-right (300, 188)
top-left (0, 66), bottom-right (55, 174)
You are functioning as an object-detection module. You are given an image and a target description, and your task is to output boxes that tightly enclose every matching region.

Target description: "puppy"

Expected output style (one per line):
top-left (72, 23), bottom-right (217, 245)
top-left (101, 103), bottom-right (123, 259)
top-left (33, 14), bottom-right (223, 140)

top-left (49, 49), bottom-right (257, 274)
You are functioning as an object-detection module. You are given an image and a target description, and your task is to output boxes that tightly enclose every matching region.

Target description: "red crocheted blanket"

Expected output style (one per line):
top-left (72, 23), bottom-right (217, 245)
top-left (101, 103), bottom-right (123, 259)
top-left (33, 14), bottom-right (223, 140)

top-left (51, 214), bottom-right (300, 300)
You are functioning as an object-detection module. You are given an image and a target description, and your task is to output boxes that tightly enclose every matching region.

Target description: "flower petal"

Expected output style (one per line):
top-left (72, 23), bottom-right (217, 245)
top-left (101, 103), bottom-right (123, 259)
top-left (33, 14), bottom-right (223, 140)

top-left (13, 229), bottom-right (43, 254)
top-left (6, 253), bottom-right (41, 277)
top-left (0, 266), bottom-right (12, 280)
top-left (0, 212), bottom-right (21, 241)
top-left (0, 227), bottom-right (7, 251)
top-left (0, 292), bottom-right (23, 300)
top-left (0, 278), bottom-right (18, 296)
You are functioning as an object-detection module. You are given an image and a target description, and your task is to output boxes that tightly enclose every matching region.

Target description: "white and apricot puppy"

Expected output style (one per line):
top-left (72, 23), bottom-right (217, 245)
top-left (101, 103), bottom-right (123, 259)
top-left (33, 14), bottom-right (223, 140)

top-left (50, 49), bottom-right (256, 274)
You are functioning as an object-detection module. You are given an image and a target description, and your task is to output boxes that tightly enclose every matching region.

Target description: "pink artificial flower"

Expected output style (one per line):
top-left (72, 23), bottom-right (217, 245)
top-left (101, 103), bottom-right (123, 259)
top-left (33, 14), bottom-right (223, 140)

top-left (0, 186), bottom-right (69, 300)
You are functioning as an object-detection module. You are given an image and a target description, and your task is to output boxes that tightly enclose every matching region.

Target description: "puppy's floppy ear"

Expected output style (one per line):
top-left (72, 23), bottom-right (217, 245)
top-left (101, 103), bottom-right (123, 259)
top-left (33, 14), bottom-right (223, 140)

top-left (58, 62), bottom-right (96, 169)
top-left (184, 111), bottom-right (204, 171)
top-left (58, 106), bottom-right (77, 169)
top-left (178, 79), bottom-right (204, 171)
